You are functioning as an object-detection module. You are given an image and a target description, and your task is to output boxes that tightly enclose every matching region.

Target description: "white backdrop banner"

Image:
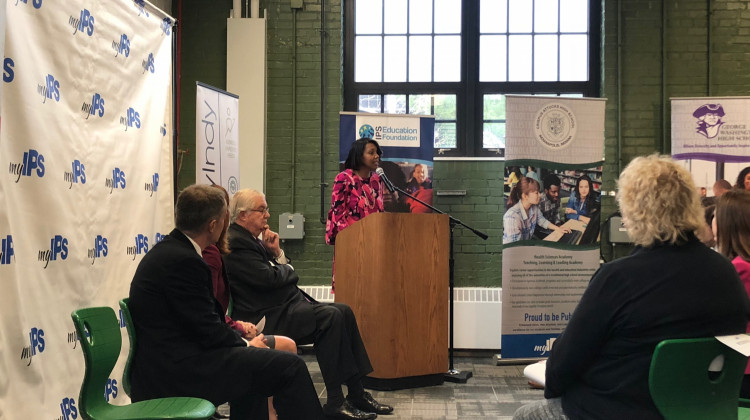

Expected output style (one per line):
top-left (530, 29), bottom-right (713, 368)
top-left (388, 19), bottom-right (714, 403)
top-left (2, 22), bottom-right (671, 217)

top-left (196, 82), bottom-right (240, 195)
top-left (0, 0), bottom-right (6, 136)
top-left (0, 0), bottom-right (175, 418)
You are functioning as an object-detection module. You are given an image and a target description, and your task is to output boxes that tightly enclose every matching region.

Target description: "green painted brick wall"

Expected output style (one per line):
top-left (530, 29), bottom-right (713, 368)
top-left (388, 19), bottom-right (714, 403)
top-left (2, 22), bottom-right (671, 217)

top-left (178, 0), bottom-right (750, 285)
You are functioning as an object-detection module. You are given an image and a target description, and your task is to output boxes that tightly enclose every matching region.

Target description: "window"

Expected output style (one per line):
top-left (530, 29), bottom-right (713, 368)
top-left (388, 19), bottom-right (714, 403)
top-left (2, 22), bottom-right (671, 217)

top-left (344, 0), bottom-right (601, 157)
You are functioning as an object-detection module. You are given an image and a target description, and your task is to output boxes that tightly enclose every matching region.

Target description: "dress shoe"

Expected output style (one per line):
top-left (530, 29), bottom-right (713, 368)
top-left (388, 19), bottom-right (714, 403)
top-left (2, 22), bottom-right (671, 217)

top-left (323, 400), bottom-right (377, 420)
top-left (347, 391), bottom-right (393, 415)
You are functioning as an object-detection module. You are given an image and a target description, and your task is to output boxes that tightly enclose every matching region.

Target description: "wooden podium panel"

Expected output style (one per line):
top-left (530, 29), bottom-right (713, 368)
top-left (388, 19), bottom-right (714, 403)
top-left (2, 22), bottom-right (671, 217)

top-left (335, 213), bottom-right (449, 387)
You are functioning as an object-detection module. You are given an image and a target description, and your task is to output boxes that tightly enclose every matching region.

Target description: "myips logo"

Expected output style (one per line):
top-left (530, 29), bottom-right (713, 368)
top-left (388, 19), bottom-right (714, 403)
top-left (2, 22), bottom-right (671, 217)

top-left (127, 234), bottom-right (149, 260)
top-left (145, 173), bottom-right (159, 196)
top-left (14, 0), bottom-right (42, 9)
top-left (38, 235), bottom-right (69, 269)
top-left (161, 17), bottom-right (172, 35)
top-left (67, 328), bottom-right (89, 349)
top-left (105, 378), bottom-right (119, 402)
top-left (9, 149), bottom-right (45, 183)
top-left (63, 159), bottom-right (86, 189)
top-left (3, 57), bottom-right (14, 83)
top-left (81, 93), bottom-right (105, 119)
top-left (69, 8), bottom-right (94, 36)
top-left (37, 74), bottom-right (61, 104)
top-left (1, 235), bottom-right (15, 265)
top-left (20, 327), bottom-right (45, 366)
top-left (134, 0), bottom-right (149, 17)
top-left (142, 53), bottom-right (155, 74)
top-left (534, 337), bottom-right (557, 356)
top-left (160, 123), bottom-right (167, 136)
top-left (112, 33), bottom-right (130, 58)
top-left (105, 167), bottom-right (126, 193)
top-left (87, 235), bottom-right (107, 265)
top-left (120, 107), bottom-right (140, 131)
top-left (59, 397), bottom-right (78, 420)
top-left (154, 232), bottom-right (166, 244)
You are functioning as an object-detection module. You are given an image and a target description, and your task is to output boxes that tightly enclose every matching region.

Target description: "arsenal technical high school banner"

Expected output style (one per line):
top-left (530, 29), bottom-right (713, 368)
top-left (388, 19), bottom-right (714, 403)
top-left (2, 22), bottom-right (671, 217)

top-left (0, 1), bottom-right (175, 418)
top-left (501, 96), bottom-right (605, 359)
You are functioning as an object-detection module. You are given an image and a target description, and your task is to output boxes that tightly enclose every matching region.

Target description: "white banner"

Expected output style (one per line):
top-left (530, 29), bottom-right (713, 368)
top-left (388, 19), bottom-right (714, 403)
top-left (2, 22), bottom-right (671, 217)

top-left (505, 96), bottom-right (606, 164)
top-left (0, 0), bottom-right (6, 137)
top-left (196, 83), bottom-right (240, 195)
top-left (672, 97), bottom-right (750, 162)
top-left (501, 96), bottom-right (606, 359)
top-left (0, 1), bottom-right (175, 418)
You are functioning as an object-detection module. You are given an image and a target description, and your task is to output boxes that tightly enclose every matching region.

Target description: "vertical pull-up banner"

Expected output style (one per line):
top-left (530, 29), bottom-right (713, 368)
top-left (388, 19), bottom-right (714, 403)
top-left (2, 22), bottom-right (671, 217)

top-left (501, 96), bottom-right (606, 359)
top-left (196, 82), bottom-right (240, 196)
top-left (0, 0), bottom-right (175, 417)
top-left (339, 112), bottom-right (435, 213)
top-left (671, 97), bottom-right (750, 196)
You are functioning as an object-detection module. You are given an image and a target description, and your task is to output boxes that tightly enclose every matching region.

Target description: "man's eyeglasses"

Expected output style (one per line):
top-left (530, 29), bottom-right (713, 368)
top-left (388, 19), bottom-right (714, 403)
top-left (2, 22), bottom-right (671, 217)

top-left (248, 207), bottom-right (270, 215)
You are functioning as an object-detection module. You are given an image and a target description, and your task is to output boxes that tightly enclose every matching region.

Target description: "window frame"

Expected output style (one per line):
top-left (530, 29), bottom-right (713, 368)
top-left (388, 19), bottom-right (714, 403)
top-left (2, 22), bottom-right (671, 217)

top-left (343, 0), bottom-right (601, 158)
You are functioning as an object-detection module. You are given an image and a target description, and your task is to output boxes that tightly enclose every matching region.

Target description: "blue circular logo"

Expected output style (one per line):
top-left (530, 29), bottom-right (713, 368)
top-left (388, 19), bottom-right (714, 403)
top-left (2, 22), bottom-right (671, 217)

top-left (358, 124), bottom-right (375, 139)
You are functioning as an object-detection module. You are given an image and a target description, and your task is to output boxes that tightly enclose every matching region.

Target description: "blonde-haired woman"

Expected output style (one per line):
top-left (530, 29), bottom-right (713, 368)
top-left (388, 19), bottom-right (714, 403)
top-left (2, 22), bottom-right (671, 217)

top-left (513, 155), bottom-right (750, 420)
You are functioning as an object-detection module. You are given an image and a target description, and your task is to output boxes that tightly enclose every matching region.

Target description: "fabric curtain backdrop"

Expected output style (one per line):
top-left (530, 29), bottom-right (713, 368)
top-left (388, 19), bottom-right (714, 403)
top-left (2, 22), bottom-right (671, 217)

top-left (0, 0), bottom-right (175, 417)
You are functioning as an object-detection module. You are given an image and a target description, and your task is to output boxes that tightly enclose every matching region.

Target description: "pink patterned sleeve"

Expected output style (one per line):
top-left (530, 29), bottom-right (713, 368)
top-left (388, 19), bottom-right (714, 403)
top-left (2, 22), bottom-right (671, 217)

top-left (325, 171), bottom-right (354, 245)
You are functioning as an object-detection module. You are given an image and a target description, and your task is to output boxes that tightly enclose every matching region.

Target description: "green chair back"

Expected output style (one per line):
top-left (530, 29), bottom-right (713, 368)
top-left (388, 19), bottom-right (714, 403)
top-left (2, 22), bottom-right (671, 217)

top-left (71, 306), bottom-right (216, 420)
top-left (118, 298), bottom-right (134, 398)
top-left (649, 337), bottom-right (747, 420)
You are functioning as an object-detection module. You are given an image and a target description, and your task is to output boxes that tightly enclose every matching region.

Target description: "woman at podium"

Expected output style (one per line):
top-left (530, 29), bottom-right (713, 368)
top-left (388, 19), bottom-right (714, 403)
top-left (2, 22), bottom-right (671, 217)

top-left (325, 138), bottom-right (385, 290)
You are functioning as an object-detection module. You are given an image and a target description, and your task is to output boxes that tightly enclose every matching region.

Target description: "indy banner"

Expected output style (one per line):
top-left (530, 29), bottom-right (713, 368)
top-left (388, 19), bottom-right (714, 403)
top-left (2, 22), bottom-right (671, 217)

top-left (0, 1), bottom-right (175, 417)
top-left (501, 96), bottom-right (606, 359)
top-left (340, 112), bottom-right (435, 213)
top-left (196, 82), bottom-right (240, 196)
top-left (671, 97), bottom-right (750, 200)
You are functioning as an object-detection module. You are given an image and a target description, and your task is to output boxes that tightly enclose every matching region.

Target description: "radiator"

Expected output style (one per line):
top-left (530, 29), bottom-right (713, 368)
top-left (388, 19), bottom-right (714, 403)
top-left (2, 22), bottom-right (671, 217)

top-left (299, 286), bottom-right (502, 350)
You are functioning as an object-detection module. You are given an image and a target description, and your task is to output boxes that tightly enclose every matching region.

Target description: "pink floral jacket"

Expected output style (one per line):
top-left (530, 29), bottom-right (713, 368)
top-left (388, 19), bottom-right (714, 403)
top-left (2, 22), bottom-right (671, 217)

top-left (325, 169), bottom-right (384, 245)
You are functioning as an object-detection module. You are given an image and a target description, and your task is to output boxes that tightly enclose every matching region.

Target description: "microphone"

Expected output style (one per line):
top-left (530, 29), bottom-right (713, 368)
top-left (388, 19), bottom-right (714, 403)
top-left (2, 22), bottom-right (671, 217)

top-left (375, 167), bottom-right (396, 193)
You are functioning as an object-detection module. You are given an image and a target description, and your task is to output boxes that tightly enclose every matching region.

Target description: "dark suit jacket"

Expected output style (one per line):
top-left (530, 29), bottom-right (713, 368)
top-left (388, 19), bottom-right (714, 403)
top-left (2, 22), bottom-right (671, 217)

top-left (129, 229), bottom-right (245, 397)
top-left (225, 223), bottom-right (316, 340)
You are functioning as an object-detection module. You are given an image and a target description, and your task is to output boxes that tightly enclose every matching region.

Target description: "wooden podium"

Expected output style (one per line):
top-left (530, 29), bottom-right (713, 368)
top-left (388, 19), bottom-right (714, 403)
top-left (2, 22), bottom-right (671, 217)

top-left (334, 213), bottom-right (449, 390)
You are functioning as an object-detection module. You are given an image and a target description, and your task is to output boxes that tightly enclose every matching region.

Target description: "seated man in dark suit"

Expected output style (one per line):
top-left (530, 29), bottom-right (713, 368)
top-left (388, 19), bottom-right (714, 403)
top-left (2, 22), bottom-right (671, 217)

top-left (128, 184), bottom-right (325, 420)
top-left (225, 188), bottom-right (393, 420)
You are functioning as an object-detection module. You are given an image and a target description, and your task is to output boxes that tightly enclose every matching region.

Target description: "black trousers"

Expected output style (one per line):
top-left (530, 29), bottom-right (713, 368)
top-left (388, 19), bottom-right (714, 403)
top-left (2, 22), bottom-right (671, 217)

top-left (132, 346), bottom-right (325, 420)
top-left (297, 302), bottom-right (374, 392)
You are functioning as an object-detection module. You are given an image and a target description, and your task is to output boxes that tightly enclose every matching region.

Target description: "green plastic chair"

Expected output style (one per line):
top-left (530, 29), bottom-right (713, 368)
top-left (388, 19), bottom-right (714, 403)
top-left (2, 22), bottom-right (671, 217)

top-left (71, 306), bottom-right (216, 419)
top-left (118, 298), bottom-right (135, 398)
top-left (649, 337), bottom-right (749, 420)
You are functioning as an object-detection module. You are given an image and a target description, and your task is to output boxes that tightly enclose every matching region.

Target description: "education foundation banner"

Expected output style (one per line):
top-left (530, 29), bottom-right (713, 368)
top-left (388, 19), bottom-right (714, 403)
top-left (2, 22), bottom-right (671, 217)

top-left (196, 82), bottom-right (240, 195)
top-left (501, 96), bottom-right (605, 359)
top-left (671, 97), bottom-right (750, 196)
top-left (0, 1), bottom-right (175, 417)
top-left (340, 112), bottom-right (435, 213)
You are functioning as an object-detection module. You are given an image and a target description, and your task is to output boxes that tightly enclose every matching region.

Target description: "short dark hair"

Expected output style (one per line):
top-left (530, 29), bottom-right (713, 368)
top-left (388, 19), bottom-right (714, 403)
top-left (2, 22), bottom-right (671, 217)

top-left (542, 173), bottom-right (561, 190)
top-left (175, 184), bottom-right (227, 234)
top-left (344, 138), bottom-right (382, 171)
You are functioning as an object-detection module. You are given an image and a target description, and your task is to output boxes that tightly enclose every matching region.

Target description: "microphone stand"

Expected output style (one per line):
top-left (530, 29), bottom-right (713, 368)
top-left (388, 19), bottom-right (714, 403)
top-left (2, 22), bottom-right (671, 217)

top-left (385, 181), bottom-right (488, 384)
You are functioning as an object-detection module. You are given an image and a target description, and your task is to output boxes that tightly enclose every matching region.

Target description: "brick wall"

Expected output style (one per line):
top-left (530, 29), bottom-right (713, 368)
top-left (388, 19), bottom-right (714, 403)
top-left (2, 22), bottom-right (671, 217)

top-left (178, 0), bottom-right (750, 285)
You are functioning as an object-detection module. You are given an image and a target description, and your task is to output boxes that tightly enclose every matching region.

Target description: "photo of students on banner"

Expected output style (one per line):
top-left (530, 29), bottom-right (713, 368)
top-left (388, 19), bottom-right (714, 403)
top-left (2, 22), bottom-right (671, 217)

top-left (376, 161), bottom-right (433, 213)
top-left (503, 164), bottom-right (602, 245)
